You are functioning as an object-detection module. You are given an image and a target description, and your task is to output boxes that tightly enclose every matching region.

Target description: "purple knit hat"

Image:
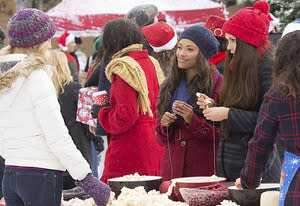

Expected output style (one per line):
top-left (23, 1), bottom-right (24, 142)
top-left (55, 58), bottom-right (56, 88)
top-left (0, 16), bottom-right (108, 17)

top-left (7, 8), bottom-right (56, 48)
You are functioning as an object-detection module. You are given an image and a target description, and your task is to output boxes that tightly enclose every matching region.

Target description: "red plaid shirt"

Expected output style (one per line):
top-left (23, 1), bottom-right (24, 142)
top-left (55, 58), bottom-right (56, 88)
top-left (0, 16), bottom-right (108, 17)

top-left (240, 87), bottom-right (300, 206)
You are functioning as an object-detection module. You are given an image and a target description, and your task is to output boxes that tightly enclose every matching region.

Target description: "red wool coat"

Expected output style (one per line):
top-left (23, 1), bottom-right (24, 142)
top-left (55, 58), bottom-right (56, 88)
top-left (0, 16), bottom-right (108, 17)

top-left (156, 68), bottom-right (223, 181)
top-left (99, 50), bottom-right (164, 183)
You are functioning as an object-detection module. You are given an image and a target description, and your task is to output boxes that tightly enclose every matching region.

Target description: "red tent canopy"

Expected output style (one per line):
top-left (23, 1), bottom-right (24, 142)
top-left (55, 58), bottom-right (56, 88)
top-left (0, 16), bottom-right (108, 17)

top-left (47, 0), bottom-right (226, 36)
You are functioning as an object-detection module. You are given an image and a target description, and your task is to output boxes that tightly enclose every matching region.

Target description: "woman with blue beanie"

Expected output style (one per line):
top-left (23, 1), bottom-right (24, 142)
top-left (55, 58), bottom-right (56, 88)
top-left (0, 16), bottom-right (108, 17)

top-left (156, 25), bottom-right (223, 181)
top-left (0, 8), bottom-right (110, 206)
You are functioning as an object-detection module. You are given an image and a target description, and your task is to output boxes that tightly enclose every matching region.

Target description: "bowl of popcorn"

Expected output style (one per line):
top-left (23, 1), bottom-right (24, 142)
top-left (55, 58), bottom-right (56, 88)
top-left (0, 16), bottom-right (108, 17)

top-left (108, 173), bottom-right (162, 197)
top-left (228, 183), bottom-right (280, 206)
top-left (170, 175), bottom-right (227, 202)
top-left (179, 182), bottom-right (233, 206)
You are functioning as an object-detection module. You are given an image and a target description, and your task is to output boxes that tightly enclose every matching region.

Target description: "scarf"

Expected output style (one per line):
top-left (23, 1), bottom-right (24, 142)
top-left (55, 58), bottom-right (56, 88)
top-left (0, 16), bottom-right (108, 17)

top-left (105, 44), bottom-right (165, 117)
top-left (208, 51), bottom-right (226, 66)
top-left (171, 79), bottom-right (194, 119)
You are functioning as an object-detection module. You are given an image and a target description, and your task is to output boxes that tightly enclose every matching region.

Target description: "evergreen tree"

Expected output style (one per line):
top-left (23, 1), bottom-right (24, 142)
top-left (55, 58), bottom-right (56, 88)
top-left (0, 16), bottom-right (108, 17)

top-left (268, 0), bottom-right (300, 30)
top-left (243, 0), bottom-right (300, 30)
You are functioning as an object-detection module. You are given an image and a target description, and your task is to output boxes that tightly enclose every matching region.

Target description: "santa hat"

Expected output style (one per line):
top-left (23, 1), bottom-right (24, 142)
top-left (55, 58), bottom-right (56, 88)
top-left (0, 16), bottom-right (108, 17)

top-left (204, 15), bottom-right (226, 40)
top-left (269, 13), bottom-right (279, 33)
top-left (222, 1), bottom-right (272, 47)
top-left (141, 21), bottom-right (177, 53)
top-left (282, 19), bottom-right (300, 38)
top-left (56, 31), bottom-right (75, 51)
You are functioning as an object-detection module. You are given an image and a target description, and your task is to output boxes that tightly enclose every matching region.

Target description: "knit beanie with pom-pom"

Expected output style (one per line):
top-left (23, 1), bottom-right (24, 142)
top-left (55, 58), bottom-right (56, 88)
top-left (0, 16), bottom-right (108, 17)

top-left (222, 1), bottom-right (272, 47)
top-left (7, 8), bottom-right (56, 48)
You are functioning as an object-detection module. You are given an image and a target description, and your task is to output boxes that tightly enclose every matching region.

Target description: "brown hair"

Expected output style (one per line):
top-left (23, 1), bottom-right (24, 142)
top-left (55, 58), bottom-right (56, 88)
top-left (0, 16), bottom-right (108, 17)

top-left (150, 46), bottom-right (176, 76)
top-left (102, 18), bottom-right (144, 66)
top-left (272, 30), bottom-right (300, 98)
top-left (220, 38), bottom-right (273, 138)
top-left (48, 49), bottom-right (73, 95)
top-left (157, 50), bottom-right (212, 116)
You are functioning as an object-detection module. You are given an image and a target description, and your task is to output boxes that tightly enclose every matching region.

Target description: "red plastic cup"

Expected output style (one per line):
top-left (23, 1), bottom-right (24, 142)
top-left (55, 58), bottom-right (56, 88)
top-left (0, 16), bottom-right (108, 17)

top-left (92, 90), bottom-right (108, 106)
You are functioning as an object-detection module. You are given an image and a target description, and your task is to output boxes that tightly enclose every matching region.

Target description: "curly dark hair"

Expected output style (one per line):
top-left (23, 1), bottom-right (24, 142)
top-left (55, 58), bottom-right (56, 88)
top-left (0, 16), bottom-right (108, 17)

top-left (220, 38), bottom-right (274, 138)
top-left (272, 30), bottom-right (300, 98)
top-left (102, 18), bottom-right (145, 66)
top-left (157, 50), bottom-right (213, 116)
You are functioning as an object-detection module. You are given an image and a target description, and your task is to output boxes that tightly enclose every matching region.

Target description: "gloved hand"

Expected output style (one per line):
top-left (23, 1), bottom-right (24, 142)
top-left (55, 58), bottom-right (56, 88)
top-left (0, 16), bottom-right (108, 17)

top-left (91, 103), bottom-right (110, 119)
top-left (75, 173), bottom-right (111, 206)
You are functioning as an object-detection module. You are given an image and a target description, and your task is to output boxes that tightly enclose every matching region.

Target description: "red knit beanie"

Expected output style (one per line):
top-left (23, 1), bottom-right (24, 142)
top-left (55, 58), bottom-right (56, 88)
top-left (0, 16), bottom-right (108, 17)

top-left (222, 1), bottom-right (272, 47)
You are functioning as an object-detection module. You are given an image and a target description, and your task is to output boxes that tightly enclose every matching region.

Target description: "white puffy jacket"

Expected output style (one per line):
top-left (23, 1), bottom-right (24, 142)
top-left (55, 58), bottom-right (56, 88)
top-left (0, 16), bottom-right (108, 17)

top-left (0, 54), bottom-right (91, 180)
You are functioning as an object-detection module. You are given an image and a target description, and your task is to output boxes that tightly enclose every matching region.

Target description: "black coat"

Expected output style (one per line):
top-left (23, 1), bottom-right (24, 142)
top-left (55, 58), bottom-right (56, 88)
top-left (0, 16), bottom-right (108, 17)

top-left (58, 82), bottom-right (92, 166)
top-left (217, 61), bottom-right (282, 182)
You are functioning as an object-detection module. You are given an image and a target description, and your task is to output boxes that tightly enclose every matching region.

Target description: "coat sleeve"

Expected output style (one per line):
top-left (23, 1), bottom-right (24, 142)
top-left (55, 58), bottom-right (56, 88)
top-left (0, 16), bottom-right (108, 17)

top-left (99, 75), bottom-right (139, 135)
top-left (28, 70), bottom-right (91, 181)
top-left (155, 112), bottom-right (176, 146)
top-left (68, 61), bottom-right (79, 82)
top-left (240, 91), bottom-right (279, 188)
top-left (227, 108), bottom-right (259, 133)
top-left (155, 113), bottom-right (218, 146)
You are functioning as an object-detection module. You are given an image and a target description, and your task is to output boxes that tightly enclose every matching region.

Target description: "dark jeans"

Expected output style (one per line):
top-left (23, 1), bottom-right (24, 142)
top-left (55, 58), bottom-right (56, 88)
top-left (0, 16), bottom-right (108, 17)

top-left (0, 156), bottom-right (4, 199)
top-left (2, 167), bottom-right (63, 206)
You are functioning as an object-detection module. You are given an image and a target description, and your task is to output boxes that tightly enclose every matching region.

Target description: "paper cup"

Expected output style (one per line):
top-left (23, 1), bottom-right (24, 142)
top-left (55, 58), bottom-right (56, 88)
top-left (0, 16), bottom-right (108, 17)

top-left (92, 90), bottom-right (108, 106)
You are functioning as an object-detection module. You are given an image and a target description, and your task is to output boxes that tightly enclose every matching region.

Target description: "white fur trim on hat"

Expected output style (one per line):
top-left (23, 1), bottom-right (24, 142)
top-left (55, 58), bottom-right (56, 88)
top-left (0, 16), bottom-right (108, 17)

top-left (65, 33), bottom-right (75, 46)
top-left (151, 31), bottom-right (177, 53)
top-left (268, 13), bottom-right (279, 33)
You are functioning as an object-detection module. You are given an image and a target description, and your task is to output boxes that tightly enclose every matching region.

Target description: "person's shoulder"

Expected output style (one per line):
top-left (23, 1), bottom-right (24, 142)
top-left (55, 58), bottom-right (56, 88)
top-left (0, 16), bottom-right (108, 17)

top-left (27, 68), bottom-right (51, 82)
top-left (265, 87), bottom-right (285, 102)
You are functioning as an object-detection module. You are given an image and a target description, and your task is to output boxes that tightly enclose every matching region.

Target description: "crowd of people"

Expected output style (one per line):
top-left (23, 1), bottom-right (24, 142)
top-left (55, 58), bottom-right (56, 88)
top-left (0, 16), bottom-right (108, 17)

top-left (0, 1), bottom-right (299, 206)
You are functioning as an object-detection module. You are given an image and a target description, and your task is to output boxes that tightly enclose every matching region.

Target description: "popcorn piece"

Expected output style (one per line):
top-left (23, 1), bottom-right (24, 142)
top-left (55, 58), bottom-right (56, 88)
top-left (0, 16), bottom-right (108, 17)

top-left (216, 200), bottom-right (240, 206)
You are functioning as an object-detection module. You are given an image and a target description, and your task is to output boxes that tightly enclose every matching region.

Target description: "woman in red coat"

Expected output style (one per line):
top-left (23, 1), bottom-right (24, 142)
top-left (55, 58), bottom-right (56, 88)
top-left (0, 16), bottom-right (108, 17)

top-left (98, 18), bottom-right (165, 183)
top-left (156, 25), bottom-right (223, 181)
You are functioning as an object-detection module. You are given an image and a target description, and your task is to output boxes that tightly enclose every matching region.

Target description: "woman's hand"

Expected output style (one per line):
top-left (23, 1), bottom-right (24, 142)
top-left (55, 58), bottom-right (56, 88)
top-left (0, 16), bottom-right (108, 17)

top-left (89, 125), bottom-right (96, 135)
top-left (202, 107), bottom-right (229, 121)
top-left (161, 112), bottom-right (177, 127)
top-left (196, 92), bottom-right (216, 109)
top-left (172, 101), bottom-right (193, 124)
top-left (235, 178), bottom-right (243, 189)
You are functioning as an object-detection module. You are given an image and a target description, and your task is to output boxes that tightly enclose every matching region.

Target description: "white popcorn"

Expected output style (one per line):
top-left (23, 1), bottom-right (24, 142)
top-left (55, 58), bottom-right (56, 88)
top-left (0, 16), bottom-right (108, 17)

top-left (216, 200), bottom-right (240, 206)
top-left (110, 186), bottom-right (188, 206)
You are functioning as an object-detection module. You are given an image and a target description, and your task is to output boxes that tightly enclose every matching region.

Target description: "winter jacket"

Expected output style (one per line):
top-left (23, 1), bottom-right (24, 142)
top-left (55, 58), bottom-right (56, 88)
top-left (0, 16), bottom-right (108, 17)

top-left (156, 68), bottom-right (223, 181)
top-left (95, 61), bottom-right (112, 136)
top-left (65, 52), bottom-right (79, 82)
top-left (240, 87), bottom-right (300, 206)
top-left (58, 82), bottom-right (92, 167)
top-left (99, 45), bottom-right (164, 183)
top-left (0, 54), bottom-right (91, 181)
top-left (217, 62), bottom-right (281, 182)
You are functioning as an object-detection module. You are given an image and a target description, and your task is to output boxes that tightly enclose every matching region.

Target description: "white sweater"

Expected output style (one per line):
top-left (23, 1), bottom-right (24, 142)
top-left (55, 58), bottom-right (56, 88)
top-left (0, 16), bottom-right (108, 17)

top-left (0, 58), bottom-right (91, 181)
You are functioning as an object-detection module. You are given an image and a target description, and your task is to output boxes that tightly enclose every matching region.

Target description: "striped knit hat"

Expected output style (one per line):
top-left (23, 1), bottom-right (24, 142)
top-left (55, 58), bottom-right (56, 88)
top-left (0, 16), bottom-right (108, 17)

top-left (7, 8), bottom-right (56, 48)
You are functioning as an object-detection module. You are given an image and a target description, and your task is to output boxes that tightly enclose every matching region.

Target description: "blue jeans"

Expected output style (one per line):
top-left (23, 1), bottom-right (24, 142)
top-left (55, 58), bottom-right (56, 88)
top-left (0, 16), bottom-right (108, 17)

top-left (91, 141), bottom-right (101, 178)
top-left (2, 168), bottom-right (63, 206)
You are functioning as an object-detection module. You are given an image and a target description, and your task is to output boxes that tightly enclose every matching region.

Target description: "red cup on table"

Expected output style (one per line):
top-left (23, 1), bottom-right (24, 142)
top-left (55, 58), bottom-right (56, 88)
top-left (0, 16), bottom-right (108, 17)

top-left (92, 90), bottom-right (108, 106)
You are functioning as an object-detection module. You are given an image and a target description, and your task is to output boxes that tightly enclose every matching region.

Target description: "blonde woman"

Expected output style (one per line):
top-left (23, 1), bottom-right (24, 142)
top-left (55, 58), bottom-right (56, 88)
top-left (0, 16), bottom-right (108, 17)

top-left (49, 50), bottom-right (93, 191)
top-left (0, 9), bottom-right (110, 206)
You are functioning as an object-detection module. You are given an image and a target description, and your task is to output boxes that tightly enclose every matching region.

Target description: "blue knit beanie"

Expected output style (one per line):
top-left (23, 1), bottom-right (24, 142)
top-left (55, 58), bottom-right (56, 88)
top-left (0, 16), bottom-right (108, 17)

top-left (179, 25), bottom-right (219, 59)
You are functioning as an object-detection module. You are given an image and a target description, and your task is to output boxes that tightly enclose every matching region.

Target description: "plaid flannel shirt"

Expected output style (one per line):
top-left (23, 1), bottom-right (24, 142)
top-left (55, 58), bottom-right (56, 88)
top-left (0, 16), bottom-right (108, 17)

top-left (240, 87), bottom-right (300, 206)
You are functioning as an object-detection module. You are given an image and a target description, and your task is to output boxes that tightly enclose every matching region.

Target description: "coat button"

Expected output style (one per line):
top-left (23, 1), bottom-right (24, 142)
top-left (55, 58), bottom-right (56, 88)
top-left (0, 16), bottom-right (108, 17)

top-left (201, 130), bottom-right (207, 134)
top-left (181, 140), bottom-right (186, 147)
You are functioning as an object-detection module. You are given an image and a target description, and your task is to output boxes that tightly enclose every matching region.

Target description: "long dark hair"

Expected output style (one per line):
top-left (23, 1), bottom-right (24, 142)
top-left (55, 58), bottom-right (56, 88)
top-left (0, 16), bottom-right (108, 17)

top-left (102, 18), bottom-right (144, 66)
top-left (272, 30), bottom-right (300, 99)
top-left (157, 50), bottom-right (212, 116)
top-left (220, 38), bottom-right (274, 138)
